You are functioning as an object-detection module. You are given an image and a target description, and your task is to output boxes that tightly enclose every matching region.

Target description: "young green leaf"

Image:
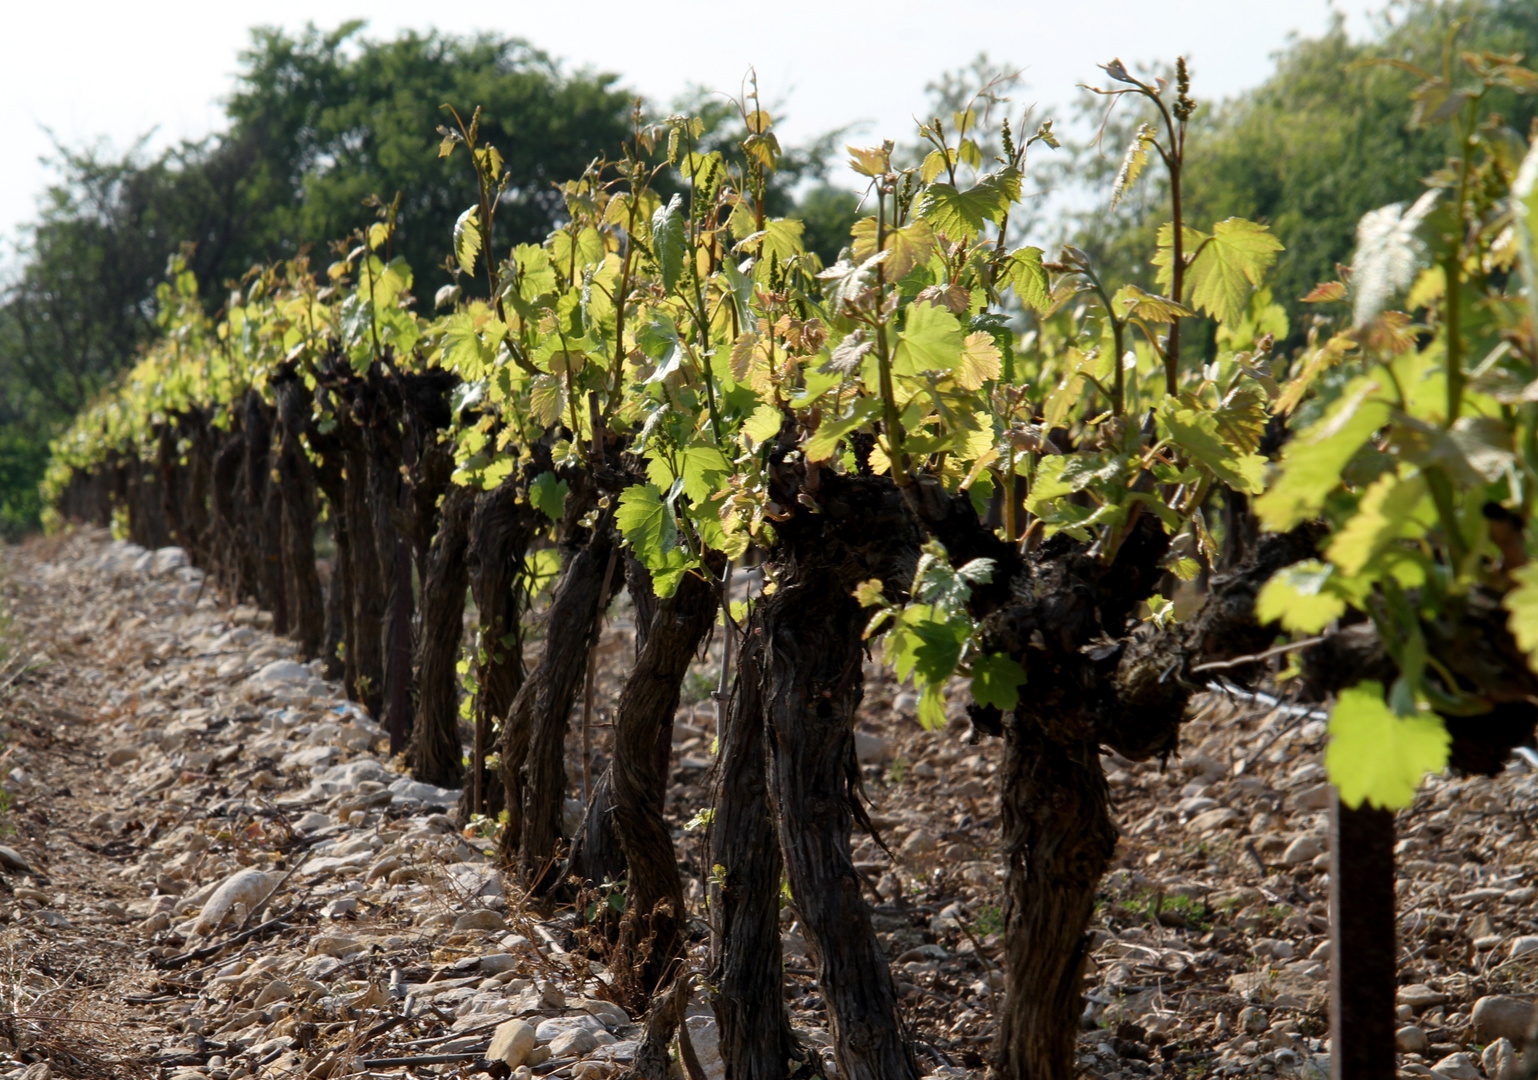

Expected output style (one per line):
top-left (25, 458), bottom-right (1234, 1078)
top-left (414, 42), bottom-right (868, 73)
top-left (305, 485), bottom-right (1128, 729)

top-left (528, 471), bottom-right (569, 522)
top-left (1325, 470), bottom-right (1431, 576)
top-left (1255, 560), bottom-right (1347, 633)
top-left (1503, 563), bottom-right (1538, 674)
top-left (454, 206), bottom-right (483, 277)
top-left (969, 652), bottom-right (1026, 712)
top-left (1255, 380), bottom-right (1391, 530)
top-left (1325, 681), bottom-right (1449, 809)
top-left (616, 483), bottom-right (677, 564)
top-left (651, 194), bottom-right (686, 293)
top-left (1183, 218), bottom-right (1283, 326)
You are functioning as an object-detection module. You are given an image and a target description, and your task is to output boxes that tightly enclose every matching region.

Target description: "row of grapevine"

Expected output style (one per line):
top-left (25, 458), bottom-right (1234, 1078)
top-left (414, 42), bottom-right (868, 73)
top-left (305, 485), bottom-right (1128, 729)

top-left (43, 49), bottom-right (1538, 1080)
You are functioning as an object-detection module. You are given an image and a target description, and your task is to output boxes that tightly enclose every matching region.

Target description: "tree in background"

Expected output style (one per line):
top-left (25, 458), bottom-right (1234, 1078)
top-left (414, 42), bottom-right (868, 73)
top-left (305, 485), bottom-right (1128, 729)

top-left (1048, 0), bottom-right (1538, 343)
top-left (221, 23), bottom-right (637, 289)
top-left (0, 24), bottom-right (639, 537)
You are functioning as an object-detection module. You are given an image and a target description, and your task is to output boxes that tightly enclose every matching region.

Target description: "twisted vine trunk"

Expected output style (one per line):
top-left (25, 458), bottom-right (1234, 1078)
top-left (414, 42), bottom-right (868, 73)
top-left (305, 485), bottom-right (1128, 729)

top-left (274, 373), bottom-right (326, 659)
top-left (242, 393), bottom-right (288, 631)
top-left (995, 720), bottom-right (1115, 1079)
top-left (496, 502), bottom-right (617, 890)
top-left (762, 570), bottom-right (918, 1080)
top-left (610, 558), bottom-right (720, 1001)
top-left (708, 619), bottom-right (803, 1080)
top-left (407, 482), bottom-right (474, 788)
top-left (309, 418), bottom-right (357, 691)
top-left (459, 473), bottom-right (538, 821)
top-left (340, 418), bottom-right (385, 718)
top-left (567, 554), bottom-right (669, 895)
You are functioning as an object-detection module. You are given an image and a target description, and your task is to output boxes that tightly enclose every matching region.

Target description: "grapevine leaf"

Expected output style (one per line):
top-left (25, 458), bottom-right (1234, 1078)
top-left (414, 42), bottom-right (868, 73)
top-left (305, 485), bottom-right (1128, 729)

top-left (1515, 142), bottom-right (1538, 328)
top-left (528, 471), bottom-right (569, 522)
top-left (1255, 379), bottom-right (1391, 530)
top-left (1351, 191), bottom-right (1437, 326)
top-left (1183, 218), bottom-right (1283, 326)
top-left (1109, 123), bottom-right (1155, 211)
top-left (806, 398), bottom-right (879, 462)
top-left (1255, 560), bottom-right (1347, 633)
top-left (1005, 247), bottom-right (1050, 313)
top-left (1325, 470), bottom-right (1432, 575)
top-left (681, 445), bottom-right (731, 503)
top-left (1160, 399), bottom-right (1267, 494)
top-left (1302, 281), bottom-right (1347, 303)
top-left (651, 194), bottom-right (686, 293)
top-left (742, 404), bottom-right (783, 446)
top-left (915, 170), bottom-right (1020, 241)
top-left (454, 206), bottom-right (482, 277)
top-left (895, 302), bottom-right (964, 376)
top-left (1503, 563), bottom-right (1538, 674)
top-left (616, 483), bottom-right (677, 563)
top-left (1326, 681), bottom-right (1450, 809)
top-left (969, 653), bottom-right (1026, 712)
top-left (1113, 284), bottom-right (1192, 324)
top-left (955, 332), bottom-right (1002, 390)
top-left (529, 374), bottom-right (567, 428)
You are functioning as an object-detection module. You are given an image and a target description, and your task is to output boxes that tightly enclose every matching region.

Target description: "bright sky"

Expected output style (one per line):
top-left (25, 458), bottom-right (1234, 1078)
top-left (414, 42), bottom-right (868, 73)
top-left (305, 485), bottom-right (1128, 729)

top-left (2, 0), bottom-right (1384, 246)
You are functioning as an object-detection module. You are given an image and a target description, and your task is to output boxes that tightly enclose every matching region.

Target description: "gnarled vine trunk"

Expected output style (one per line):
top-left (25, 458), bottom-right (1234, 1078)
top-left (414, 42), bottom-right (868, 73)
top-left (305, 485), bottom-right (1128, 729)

top-left (273, 372), bottom-right (326, 659)
top-left (407, 482), bottom-right (474, 788)
top-left (459, 471), bottom-right (539, 821)
top-left (609, 557), bottom-right (720, 1001)
top-left (708, 618), bottom-right (803, 1080)
top-left (495, 496), bottom-right (617, 890)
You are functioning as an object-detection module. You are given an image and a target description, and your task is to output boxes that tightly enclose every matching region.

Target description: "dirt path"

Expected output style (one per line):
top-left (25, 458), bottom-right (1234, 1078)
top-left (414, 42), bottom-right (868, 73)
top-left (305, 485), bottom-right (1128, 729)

top-left (0, 530), bottom-right (1534, 1080)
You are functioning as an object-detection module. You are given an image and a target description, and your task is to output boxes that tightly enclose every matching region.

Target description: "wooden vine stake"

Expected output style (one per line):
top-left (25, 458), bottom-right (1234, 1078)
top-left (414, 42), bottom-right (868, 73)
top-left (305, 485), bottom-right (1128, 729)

top-left (1329, 792), bottom-right (1397, 1080)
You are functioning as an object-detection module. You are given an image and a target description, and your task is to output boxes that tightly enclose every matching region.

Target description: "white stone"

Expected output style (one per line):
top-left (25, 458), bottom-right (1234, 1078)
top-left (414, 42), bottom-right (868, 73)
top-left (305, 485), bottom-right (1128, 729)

top-left (1473, 995), bottom-right (1535, 1043)
top-left (1508, 935), bottom-right (1538, 960)
top-left (488, 1019), bottom-right (537, 1067)
top-left (389, 777), bottom-right (462, 807)
top-left (192, 870), bottom-right (276, 936)
top-left (1430, 1052), bottom-right (1482, 1080)
top-left (1484, 1038), bottom-right (1520, 1080)
top-left (535, 1015), bottom-right (606, 1043)
top-left (549, 1028), bottom-right (597, 1058)
top-left (250, 660), bottom-right (311, 687)
top-left (1281, 834), bottom-right (1324, 866)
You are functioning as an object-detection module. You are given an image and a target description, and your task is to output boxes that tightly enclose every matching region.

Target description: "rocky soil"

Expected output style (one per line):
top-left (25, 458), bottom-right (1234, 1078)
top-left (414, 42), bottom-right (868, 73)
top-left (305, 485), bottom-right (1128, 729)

top-left (0, 529), bottom-right (1531, 1080)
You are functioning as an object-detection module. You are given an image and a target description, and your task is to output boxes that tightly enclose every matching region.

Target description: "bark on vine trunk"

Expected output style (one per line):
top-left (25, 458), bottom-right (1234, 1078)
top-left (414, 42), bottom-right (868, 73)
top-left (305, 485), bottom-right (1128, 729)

top-left (407, 483), bottom-right (474, 788)
top-left (994, 718), bottom-right (1115, 1080)
top-left (459, 473), bottom-right (538, 822)
top-left (762, 570), bottom-right (918, 1080)
top-left (341, 422), bottom-right (385, 718)
top-left (708, 618), bottom-right (804, 1080)
top-left (309, 421), bottom-right (357, 692)
top-left (610, 558), bottom-right (720, 1002)
top-left (495, 505), bottom-right (617, 890)
top-left (274, 373), bottom-right (327, 659)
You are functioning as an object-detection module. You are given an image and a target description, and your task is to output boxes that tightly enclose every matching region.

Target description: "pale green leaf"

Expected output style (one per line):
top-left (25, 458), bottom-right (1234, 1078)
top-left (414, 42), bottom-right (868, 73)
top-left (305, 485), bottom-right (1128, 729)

top-left (1506, 563), bottom-right (1538, 675)
top-left (806, 398), bottom-right (879, 462)
top-left (1005, 247), bottom-right (1050, 313)
top-left (1255, 560), bottom-right (1347, 633)
top-left (969, 653), bottom-right (1026, 712)
top-left (742, 404), bottom-right (783, 446)
top-left (1326, 681), bottom-right (1449, 809)
top-left (1185, 218), bottom-right (1283, 326)
top-left (955, 332), bottom-right (1002, 390)
top-left (529, 471), bottom-right (568, 522)
top-left (1255, 379), bottom-right (1391, 531)
top-left (454, 206), bottom-right (482, 277)
top-left (895, 302), bottom-right (964, 376)
top-left (651, 194), bottom-right (686, 293)
top-left (1325, 470), bottom-right (1431, 575)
